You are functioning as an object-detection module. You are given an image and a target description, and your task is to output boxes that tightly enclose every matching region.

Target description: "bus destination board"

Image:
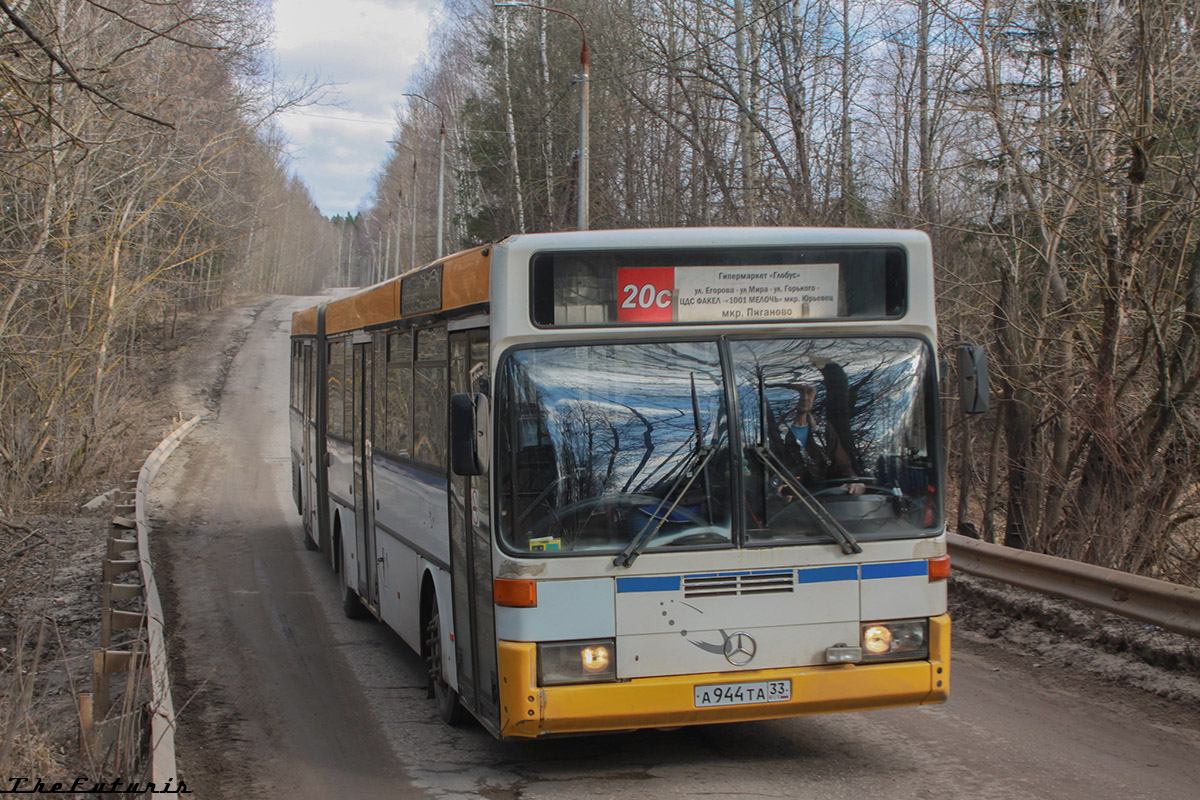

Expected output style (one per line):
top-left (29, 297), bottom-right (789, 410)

top-left (617, 264), bottom-right (840, 323)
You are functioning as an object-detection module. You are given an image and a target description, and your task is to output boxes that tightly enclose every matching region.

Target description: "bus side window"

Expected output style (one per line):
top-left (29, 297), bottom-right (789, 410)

top-left (328, 340), bottom-right (345, 438)
top-left (343, 337), bottom-right (354, 437)
top-left (387, 331), bottom-right (413, 457)
top-left (414, 327), bottom-right (447, 468)
top-left (373, 332), bottom-right (387, 451)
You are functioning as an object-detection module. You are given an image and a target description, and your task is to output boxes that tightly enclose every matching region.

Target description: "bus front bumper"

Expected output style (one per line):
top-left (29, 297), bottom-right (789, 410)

top-left (497, 614), bottom-right (950, 738)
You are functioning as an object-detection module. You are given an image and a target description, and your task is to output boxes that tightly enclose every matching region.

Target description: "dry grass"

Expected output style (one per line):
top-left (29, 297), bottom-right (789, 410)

top-left (0, 310), bottom-right (215, 785)
top-left (0, 522), bottom-right (85, 780)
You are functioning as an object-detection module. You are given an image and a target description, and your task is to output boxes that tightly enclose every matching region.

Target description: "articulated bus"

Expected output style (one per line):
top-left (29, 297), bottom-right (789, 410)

top-left (289, 227), bottom-right (986, 739)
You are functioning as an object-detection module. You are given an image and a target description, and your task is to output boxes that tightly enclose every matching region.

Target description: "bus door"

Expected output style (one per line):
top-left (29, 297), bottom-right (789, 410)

top-left (315, 306), bottom-right (331, 556)
top-left (351, 336), bottom-right (378, 610)
top-left (449, 328), bottom-right (498, 731)
top-left (301, 341), bottom-right (314, 533)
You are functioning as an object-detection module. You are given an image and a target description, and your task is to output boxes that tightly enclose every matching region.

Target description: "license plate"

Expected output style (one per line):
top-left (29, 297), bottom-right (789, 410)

top-left (694, 679), bottom-right (791, 708)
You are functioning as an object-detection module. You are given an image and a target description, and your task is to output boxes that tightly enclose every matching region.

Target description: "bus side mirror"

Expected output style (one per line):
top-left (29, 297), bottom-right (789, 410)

top-left (451, 393), bottom-right (490, 475)
top-left (954, 343), bottom-right (990, 415)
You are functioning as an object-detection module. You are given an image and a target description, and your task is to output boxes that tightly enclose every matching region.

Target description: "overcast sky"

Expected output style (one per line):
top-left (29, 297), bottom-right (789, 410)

top-left (271, 0), bottom-right (437, 217)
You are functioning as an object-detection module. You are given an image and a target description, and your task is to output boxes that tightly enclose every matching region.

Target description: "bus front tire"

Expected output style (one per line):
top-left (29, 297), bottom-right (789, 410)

top-left (425, 604), bottom-right (465, 725)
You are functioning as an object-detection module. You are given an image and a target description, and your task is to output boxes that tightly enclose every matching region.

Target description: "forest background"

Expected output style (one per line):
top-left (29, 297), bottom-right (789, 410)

top-left (3, 0), bottom-right (1200, 589)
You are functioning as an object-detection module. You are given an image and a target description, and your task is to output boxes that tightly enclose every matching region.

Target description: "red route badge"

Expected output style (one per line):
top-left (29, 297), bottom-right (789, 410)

top-left (617, 267), bottom-right (675, 323)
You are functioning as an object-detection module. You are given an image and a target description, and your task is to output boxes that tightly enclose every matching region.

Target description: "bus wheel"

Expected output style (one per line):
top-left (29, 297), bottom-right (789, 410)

top-left (425, 603), bottom-right (465, 725)
top-left (302, 506), bottom-right (319, 551)
top-left (304, 529), bottom-right (320, 551)
top-left (342, 584), bottom-right (368, 619)
top-left (332, 521), bottom-right (342, 574)
top-left (294, 468), bottom-right (303, 516)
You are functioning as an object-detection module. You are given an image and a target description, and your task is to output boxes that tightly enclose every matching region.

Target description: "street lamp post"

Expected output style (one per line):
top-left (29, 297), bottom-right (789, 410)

top-left (494, 2), bottom-right (589, 230)
top-left (392, 190), bottom-right (402, 276)
top-left (403, 93), bottom-right (447, 259)
top-left (388, 139), bottom-right (419, 271)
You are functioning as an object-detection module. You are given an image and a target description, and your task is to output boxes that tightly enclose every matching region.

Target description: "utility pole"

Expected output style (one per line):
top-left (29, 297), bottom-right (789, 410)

top-left (404, 94), bottom-right (447, 258)
top-left (394, 190), bottom-right (402, 276)
top-left (388, 139), bottom-right (420, 271)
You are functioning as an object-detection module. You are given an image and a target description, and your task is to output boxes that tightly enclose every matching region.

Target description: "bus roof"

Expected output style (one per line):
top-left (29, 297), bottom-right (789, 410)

top-left (291, 243), bottom-right (491, 336)
top-left (292, 227), bottom-right (935, 336)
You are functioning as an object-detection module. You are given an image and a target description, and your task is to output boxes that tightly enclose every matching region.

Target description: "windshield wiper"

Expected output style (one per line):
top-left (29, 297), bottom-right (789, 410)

top-left (613, 444), bottom-right (715, 568)
top-left (750, 443), bottom-right (862, 555)
top-left (615, 372), bottom-right (720, 569)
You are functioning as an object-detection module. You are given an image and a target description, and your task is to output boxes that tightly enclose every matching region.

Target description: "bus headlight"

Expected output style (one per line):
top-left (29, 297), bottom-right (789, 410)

top-left (860, 620), bottom-right (928, 662)
top-left (538, 640), bottom-right (617, 685)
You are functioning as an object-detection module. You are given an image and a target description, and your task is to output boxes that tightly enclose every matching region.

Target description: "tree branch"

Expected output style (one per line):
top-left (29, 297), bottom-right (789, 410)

top-left (0, 0), bottom-right (176, 129)
top-left (83, 0), bottom-right (227, 52)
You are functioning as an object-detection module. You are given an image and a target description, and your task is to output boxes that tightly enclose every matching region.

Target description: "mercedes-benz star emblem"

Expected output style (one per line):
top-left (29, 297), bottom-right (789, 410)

top-left (723, 631), bottom-right (757, 666)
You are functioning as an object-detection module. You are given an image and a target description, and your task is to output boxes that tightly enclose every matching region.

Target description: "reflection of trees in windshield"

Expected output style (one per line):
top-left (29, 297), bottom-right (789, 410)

top-left (809, 340), bottom-right (930, 463)
top-left (498, 342), bottom-right (731, 554)
top-left (497, 337), bottom-right (938, 556)
top-left (729, 337), bottom-right (938, 543)
top-left (733, 339), bottom-right (930, 462)
top-left (520, 344), bottom-right (722, 494)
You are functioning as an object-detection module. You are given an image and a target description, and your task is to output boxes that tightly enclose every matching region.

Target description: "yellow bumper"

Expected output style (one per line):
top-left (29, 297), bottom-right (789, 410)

top-left (498, 614), bottom-right (950, 738)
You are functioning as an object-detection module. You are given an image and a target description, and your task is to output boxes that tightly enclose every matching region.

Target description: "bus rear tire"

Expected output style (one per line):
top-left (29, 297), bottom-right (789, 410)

top-left (303, 522), bottom-right (320, 551)
top-left (425, 603), bottom-right (465, 725)
top-left (343, 584), bottom-right (368, 619)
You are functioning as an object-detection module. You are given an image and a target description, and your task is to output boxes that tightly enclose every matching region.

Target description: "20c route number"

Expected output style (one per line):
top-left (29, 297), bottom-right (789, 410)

top-left (620, 282), bottom-right (673, 310)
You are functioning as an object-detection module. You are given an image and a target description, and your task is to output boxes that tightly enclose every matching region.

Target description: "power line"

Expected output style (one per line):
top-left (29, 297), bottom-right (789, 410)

top-left (282, 109), bottom-right (517, 136)
top-left (281, 110), bottom-right (394, 127)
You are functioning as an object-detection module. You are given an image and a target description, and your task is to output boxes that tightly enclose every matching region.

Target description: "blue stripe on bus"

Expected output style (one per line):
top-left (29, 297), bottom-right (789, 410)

top-left (616, 576), bottom-right (681, 593)
top-left (861, 561), bottom-right (927, 580)
top-left (796, 565), bottom-right (859, 584)
top-left (616, 564), bottom-right (919, 592)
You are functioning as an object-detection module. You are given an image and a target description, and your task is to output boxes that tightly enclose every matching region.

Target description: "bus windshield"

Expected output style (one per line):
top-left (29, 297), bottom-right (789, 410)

top-left (496, 337), bottom-right (938, 556)
top-left (496, 341), bottom-right (734, 554)
top-left (731, 337), bottom-right (937, 547)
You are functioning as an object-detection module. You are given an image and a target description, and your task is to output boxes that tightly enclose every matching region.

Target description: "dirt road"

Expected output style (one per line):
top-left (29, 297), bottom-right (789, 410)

top-left (152, 297), bottom-right (1200, 800)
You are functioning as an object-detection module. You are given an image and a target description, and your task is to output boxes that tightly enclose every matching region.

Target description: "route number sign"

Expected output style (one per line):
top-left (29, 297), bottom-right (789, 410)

top-left (617, 265), bottom-right (839, 323)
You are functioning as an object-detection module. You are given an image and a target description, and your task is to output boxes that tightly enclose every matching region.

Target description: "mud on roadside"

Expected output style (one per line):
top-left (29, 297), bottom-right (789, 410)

top-left (951, 573), bottom-right (1200, 710)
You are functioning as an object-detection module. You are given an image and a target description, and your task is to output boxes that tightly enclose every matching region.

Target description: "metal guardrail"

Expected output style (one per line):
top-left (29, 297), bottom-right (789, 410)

top-left (86, 415), bottom-right (201, 782)
top-left (947, 533), bottom-right (1200, 639)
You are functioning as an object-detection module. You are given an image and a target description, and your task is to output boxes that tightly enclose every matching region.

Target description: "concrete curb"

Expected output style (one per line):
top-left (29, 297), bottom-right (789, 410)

top-left (136, 414), bottom-right (203, 784)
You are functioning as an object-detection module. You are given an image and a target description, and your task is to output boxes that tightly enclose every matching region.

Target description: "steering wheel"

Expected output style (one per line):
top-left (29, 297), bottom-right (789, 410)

top-left (809, 477), bottom-right (899, 497)
top-left (527, 492), bottom-right (708, 543)
top-left (766, 499), bottom-right (818, 528)
top-left (653, 528), bottom-right (731, 547)
top-left (764, 482), bottom-right (879, 527)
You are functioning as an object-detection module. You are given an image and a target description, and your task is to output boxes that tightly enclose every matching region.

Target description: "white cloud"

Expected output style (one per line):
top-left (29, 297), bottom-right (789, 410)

top-left (271, 0), bottom-right (435, 216)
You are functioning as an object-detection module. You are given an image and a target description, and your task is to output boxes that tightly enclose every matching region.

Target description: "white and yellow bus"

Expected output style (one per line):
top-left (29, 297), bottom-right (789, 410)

top-left (289, 227), bottom-right (986, 739)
